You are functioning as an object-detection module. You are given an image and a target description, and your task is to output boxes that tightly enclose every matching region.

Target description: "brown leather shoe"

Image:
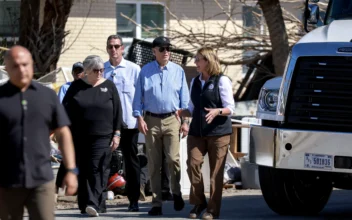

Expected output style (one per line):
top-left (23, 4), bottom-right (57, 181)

top-left (188, 204), bottom-right (207, 219)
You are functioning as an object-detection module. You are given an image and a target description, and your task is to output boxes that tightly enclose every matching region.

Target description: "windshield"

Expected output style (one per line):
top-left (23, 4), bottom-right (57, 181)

top-left (326, 0), bottom-right (352, 24)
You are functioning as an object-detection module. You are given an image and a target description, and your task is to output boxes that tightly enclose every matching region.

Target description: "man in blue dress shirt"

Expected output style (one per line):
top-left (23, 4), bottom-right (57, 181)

top-left (57, 62), bottom-right (84, 103)
top-left (103, 35), bottom-right (141, 212)
top-left (133, 36), bottom-right (190, 216)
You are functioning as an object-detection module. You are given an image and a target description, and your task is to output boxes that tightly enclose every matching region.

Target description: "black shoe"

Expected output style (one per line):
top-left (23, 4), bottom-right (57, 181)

top-left (98, 208), bottom-right (107, 213)
top-left (189, 204), bottom-right (207, 219)
top-left (162, 191), bottom-right (173, 201)
top-left (128, 202), bottom-right (139, 212)
top-left (148, 206), bottom-right (162, 216)
top-left (173, 193), bottom-right (185, 211)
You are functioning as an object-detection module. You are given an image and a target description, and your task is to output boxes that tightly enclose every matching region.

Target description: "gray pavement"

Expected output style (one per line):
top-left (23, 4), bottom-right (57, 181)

top-left (23, 189), bottom-right (352, 219)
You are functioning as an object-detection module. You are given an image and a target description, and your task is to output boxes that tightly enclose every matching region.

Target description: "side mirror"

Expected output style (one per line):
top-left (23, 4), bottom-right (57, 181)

top-left (307, 4), bottom-right (320, 24)
top-left (304, 3), bottom-right (320, 32)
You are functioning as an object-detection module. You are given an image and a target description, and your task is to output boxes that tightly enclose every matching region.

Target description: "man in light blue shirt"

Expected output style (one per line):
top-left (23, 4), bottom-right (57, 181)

top-left (103, 35), bottom-right (141, 212)
top-left (132, 36), bottom-right (190, 216)
top-left (57, 62), bottom-right (84, 102)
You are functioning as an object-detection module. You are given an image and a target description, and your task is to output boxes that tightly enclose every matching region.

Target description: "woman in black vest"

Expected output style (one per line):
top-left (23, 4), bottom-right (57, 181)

top-left (177, 47), bottom-right (235, 220)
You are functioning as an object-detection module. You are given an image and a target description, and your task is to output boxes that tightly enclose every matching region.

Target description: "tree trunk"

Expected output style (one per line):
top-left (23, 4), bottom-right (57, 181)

top-left (19, 0), bottom-right (74, 77)
top-left (258, 0), bottom-right (289, 76)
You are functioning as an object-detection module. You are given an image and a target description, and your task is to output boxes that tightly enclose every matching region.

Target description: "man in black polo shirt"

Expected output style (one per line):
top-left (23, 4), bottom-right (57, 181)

top-left (0, 46), bottom-right (78, 220)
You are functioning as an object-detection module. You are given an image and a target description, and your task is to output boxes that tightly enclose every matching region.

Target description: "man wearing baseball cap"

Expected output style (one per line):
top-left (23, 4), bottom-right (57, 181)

top-left (133, 36), bottom-right (190, 216)
top-left (58, 62), bottom-right (84, 103)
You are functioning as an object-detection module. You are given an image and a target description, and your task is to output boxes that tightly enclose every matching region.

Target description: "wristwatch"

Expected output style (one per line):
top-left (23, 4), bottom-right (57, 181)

top-left (219, 109), bottom-right (223, 115)
top-left (114, 132), bottom-right (121, 137)
top-left (66, 167), bottom-right (79, 175)
top-left (181, 119), bottom-right (190, 125)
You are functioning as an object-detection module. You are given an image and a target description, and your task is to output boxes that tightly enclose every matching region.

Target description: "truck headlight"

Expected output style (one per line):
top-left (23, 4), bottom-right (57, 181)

top-left (259, 89), bottom-right (279, 112)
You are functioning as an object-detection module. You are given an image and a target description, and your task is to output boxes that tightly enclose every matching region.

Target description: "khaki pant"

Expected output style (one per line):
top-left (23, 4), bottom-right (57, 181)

top-left (187, 135), bottom-right (230, 217)
top-left (144, 114), bottom-right (181, 207)
top-left (0, 180), bottom-right (55, 220)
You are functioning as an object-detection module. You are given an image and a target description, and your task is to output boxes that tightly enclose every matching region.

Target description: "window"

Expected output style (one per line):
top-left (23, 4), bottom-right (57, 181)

top-left (242, 6), bottom-right (264, 37)
top-left (0, 0), bottom-right (20, 37)
top-left (242, 6), bottom-right (264, 76)
top-left (140, 4), bottom-right (164, 38)
top-left (116, 4), bottom-right (136, 38)
top-left (242, 50), bottom-right (259, 75)
top-left (116, 2), bottom-right (165, 43)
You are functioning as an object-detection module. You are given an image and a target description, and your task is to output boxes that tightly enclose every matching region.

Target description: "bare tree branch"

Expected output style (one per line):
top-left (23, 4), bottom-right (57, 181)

top-left (19, 0), bottom-right (74, 75)
top-left (61, 0), bottom-right (93, 54)
top-left (120, 0), bottom-right (303, 72)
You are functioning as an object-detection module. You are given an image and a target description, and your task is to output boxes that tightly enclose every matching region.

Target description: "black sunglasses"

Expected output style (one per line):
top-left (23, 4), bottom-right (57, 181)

top-left (92, 68), bottom-right (105, 74)
top-left (108, 44), bottom-right (122, 50)
top-left (158, 47), bottom-right (170, 53)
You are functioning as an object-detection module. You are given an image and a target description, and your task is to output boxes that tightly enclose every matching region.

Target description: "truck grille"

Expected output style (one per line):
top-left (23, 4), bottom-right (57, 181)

top-left (286, 56), bottom-right (352, 131)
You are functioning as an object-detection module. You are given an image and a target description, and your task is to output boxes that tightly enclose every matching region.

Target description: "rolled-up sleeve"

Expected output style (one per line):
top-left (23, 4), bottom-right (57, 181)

top-left (180, 69), bottom-right (190, 109)
top-left (132, 71), bottom-right (144, 117)
top-left (111, 83), bottom-right (123, 131)
top-left (219, 76), bottom-right (235, 115)
top-left (112, 83), bottom-right (123, 130)
top-left (187, 78), bottom-right (195, 114)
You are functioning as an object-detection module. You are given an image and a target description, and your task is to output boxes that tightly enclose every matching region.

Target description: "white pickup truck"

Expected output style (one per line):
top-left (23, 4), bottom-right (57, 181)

top-left (250, 0), bottom-right (352, 215)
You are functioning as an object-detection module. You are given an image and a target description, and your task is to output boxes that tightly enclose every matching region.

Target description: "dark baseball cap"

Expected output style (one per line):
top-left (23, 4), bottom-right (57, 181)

top-left (152, 36), bottom-right (172, 48)
top-left (72, 62), bottom-right (83, 72)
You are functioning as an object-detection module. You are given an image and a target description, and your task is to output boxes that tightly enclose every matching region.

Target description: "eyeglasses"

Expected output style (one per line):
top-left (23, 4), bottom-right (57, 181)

top-left (107, 44), bottom-right (122, 50)
top-left (92, 68), bottom-right (105, 74)
top-left (194, 57), bottom-right (204, 62)
top-left (158, 47), bottom-right (170, 53)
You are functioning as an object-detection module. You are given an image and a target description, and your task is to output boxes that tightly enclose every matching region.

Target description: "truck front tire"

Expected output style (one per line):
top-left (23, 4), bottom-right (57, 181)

top-left (259, 166), bottom-right (332, 215)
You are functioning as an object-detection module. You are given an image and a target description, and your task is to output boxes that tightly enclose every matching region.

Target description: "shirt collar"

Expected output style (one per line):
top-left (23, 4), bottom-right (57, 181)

top-left (108, 58), bottom-right (126, 69)
top-left (30, 81), bottom-right (39, 89)
top-left (7, 80), bottom-right (38, 91)
top-left (119, 58), bottom-right (127, 67)
top-left (154, 60), bottom-right (170, 70)
top-left (199, 73), bottom-right (205, 82)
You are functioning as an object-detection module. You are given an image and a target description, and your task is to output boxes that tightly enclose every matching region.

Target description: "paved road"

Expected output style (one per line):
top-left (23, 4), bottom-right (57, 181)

top-left (25, 189), bottom-right (352, 219)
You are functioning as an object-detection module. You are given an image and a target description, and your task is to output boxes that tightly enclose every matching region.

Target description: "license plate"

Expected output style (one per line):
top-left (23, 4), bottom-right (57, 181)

top-left (304, 153), bottom-right (333, 170)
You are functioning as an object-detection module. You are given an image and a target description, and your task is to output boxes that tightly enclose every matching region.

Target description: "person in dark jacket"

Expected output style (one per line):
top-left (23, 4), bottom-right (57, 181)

top-left (62, 55), bottom-right (123, 217)
top-left (177, 47), bottom-right (235, 220)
